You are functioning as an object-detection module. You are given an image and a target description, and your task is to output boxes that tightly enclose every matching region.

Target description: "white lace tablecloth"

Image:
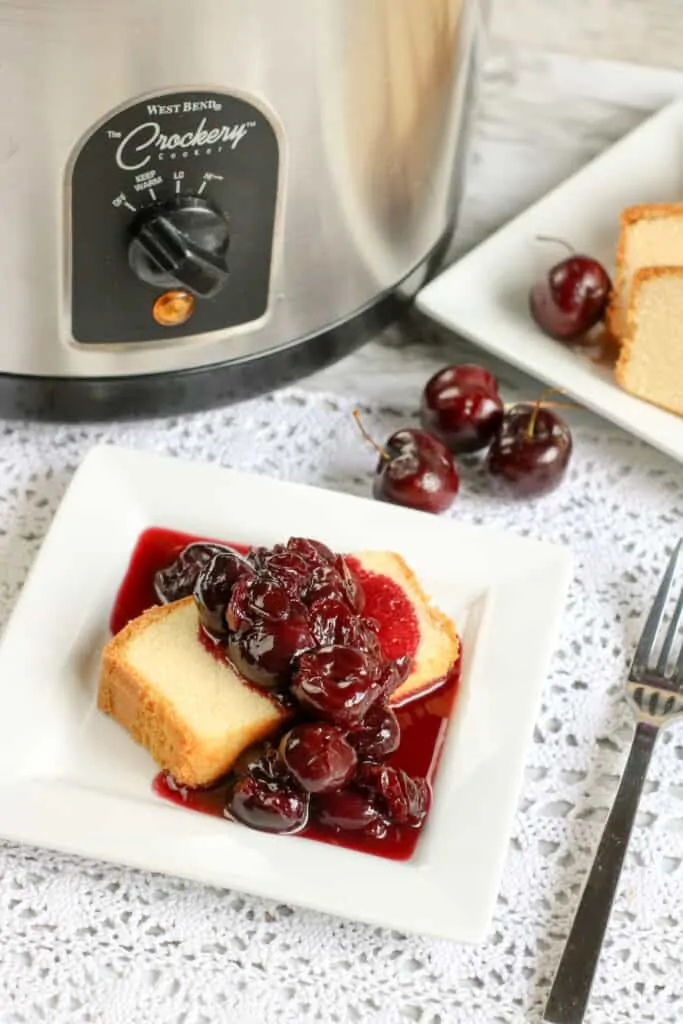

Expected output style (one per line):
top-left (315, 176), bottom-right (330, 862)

top-left (2, 50), bottom-right (683, 1024)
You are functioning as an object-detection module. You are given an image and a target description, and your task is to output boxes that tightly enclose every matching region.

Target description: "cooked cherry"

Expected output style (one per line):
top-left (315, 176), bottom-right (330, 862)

top-left (280, 723), bottom-right (357, 794)
top-left (286, 537), bottom-right (336, 568)
top-left (421, 364), bottom-right (504, 453)
top-left (291, 646), bottom-right (383, 727)
top-left (348, 703), bottom-right (401, 760)
top-left (229, 616), bottom-right (316, 689)
top-left (377, 655), bottom-right (411, 700)
top-left (334, 556), bottom-right (365, 612)
top-left (487, 403), bottom-right (573, 497)
top-left (248, 577), bottom-right (292, 620)
top-left (226, 751), bottom-right (309, 834)
top-left (355, 763), bottom-right (431, 827)
top-left (530, 254), bottom-right (611, 340)
top-left (194, 550), bottom-right (253, 638)
top-left (373, 428), bottom-right (459, 515)
top-left (254, 551), bottom-right (310, 597)
top-left (226, 575), bottom-right (306, 632)
top-left (225, 575), bottom-right (252, 632)
top-left (154, 542), bottom-right (231, 604)
top-left (314, 788), bottom-right (387, 835)
top-left (307, 597), bottom-right (365, 648)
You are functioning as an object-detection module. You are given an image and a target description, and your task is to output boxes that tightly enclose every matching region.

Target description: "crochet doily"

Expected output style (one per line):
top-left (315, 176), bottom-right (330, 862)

top-left (0, 382), bottom-right (681, 1024)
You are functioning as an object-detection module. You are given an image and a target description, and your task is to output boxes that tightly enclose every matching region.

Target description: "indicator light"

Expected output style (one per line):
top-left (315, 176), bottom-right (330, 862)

top-left (152, 289), bottom-right (195, 327)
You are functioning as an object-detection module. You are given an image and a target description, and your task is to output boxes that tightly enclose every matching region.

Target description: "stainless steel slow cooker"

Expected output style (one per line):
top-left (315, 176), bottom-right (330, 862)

top-left (0, 0), bottom-right (480, 418)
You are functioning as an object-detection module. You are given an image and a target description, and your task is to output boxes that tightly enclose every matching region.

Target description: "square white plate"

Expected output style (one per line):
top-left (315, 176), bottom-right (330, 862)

top-left (418, 96), bottom-right (683, 463)
top-left (0, 445), bottom-right (571, 942)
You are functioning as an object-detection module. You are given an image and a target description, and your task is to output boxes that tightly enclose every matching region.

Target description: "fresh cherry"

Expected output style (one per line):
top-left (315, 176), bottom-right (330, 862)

top-left (348, 702), bottom-right (401, 761)
top-left (154, 542), bottom-right (232, 604)
top-left (291, 645), bottom-right (383, 727)
top-left (193, 549), bottom-right (253, 638)
top-left (363, 424), bottom-right (459, 515)
top-left (225, 749), bottom-right (309, 834)
top-left (314, 788), bottom-right (388, 837)
top-left (420, 364), bottom-right (504, 453)
top-left (487, 402), bottom-right (573, 497)
top-left (355, 763), bottom-right (431, 827)
top-left (530, 252), bottom-right (611, 341)
top-left (280, 723), bottom-right (357, 794)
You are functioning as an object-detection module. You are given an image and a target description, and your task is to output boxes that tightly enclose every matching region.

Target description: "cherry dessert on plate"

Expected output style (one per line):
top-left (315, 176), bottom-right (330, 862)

top-left (103, 528), bottom-right (461, 861)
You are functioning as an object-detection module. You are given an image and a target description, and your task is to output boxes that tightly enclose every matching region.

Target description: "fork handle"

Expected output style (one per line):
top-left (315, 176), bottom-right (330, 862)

top-left (543, 720), bottom-right (659, 1024)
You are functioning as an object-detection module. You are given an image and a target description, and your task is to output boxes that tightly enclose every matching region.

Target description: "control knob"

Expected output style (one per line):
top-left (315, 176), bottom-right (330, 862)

top-left (128, 194), bottom-right (230, 299)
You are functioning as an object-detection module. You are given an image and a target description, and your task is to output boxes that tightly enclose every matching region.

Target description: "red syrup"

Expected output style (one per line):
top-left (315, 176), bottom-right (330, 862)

top-left (112, 527), bottom-right (461, 862)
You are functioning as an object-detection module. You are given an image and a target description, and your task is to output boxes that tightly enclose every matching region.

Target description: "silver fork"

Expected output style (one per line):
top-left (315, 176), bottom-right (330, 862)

top-left (543, 539), bottom-right (683, 1024)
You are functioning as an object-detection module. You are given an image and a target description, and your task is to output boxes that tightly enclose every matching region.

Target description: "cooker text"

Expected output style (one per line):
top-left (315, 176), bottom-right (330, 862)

top-left (115, 118), bottom-right (253, 171)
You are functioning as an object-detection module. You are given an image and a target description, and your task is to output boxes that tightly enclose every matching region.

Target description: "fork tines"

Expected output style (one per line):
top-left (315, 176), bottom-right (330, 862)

top-left (631, 539), bottom-right (683, 681)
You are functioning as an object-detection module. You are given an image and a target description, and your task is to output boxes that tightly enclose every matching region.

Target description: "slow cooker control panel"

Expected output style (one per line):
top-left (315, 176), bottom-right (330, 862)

top-left (70, 90), bottom-right (280, 344)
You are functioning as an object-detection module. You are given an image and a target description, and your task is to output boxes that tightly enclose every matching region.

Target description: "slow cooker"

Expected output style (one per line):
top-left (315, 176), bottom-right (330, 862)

top-left (1, 0), bottom-right (480, 419)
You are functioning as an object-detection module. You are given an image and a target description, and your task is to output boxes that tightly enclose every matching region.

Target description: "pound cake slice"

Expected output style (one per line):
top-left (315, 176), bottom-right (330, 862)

top-left (608, 203), bottom-right (683, 341)
top-left (98, 550), bottom-right (459, 787)
top-left (98, 598), bottom-right (291, 787)
top-left (616, 266), bottom-right (683, 416)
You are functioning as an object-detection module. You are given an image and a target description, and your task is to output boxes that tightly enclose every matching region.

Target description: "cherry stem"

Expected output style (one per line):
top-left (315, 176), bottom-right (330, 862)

top-left (535, 234), bottom-right (575, 256)
top-left (526, 387), bottom-right (567, 439)
top-left (353, 409), bottom-right (390, 462)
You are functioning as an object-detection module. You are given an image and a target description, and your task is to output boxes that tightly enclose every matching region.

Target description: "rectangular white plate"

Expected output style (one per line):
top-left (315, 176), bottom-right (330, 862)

top-left (418, 96), bottom-right (683, 463)
top-left (0, 445), bottom-right (571, 942)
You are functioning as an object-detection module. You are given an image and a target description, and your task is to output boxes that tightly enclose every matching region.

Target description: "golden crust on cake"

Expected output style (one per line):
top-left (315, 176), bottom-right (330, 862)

top-left (607, 202), bottom-right (683, 343)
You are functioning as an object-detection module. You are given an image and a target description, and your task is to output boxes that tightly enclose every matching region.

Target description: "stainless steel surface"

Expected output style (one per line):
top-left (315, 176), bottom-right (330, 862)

top-left (544, 540), bottom-right (683, 1024)
top-left (0, 0), bottom-right (477, 378)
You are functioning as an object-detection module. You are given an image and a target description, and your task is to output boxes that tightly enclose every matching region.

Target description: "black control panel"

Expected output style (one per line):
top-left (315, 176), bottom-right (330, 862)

top-left (70, 90), bottom-right (280, 344)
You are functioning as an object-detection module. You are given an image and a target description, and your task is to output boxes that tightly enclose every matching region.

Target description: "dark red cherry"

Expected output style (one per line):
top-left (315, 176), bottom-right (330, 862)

top-left (291, 646), bottom-right (383, 727)
top-left (304, 565), bottom-right (350, 607)
top-left (355, 763), bottom-right (431, 827)
top-left (314, 788), bottom-right (387, 836)
top-left (228, 616), bottom-right (315, 689)
top-left (193, 550), bottom-right (253, 638)
top-left (225, 750), bottom-right (309, 834)
top-left (286, 537), bottom-right (336, 568)
top-left (154, 542), bottom-right (233, 604)
top-left (377, 655), bottom-right (411, 700)
top-left (530, 254), bottom-right (611, 340)
top-left (374, 428), bottom-right (459, 515)
top-left (254, 551), bottom-right (310, 597)
top-left (248, 577), bottom-right (292, 620)
top-left (348, 703), bottom-right (401, 760)
top-left (487, 403), bottom-right (573, 497)
top-left (226, 575), bottom-right (304, 632)
top-left (225, 575), bottom-right (253, 632)
top-left (308, 597), bottom-right (359, 647)
top-left (280, 723), bottom-right (357, 794)
top-left (421, 364), bottom-right (504, 453)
